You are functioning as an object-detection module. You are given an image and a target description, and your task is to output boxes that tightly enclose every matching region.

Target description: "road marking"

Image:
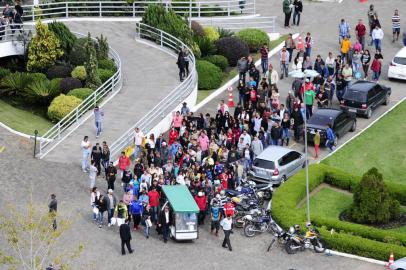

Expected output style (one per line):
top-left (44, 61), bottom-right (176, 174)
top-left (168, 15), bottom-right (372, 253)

top-left (0, 146), bottom-right (5, 153)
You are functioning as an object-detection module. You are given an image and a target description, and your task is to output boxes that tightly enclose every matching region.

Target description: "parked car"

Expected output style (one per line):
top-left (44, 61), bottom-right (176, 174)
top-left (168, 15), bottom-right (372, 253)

top-left (306, 109), bottom-right (356, 145)
top-left (390, 257), bottom-right (406, 270)
top-left (249, 146), bottom-right (305, 186)
top-left (388, 47), bottom-right (406, 80)
top-left (340, 81), bottom-right (391, 118)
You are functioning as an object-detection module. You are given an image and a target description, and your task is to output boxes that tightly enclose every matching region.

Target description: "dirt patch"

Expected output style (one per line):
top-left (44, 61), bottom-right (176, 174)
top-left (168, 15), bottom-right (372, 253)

top-left (296, 183), bottom-right (352, 208)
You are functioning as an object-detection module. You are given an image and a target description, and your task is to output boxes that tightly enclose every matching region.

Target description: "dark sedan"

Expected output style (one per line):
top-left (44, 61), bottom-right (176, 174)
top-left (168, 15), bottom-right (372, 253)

top-left (306, 109), bottom-right (356, 145)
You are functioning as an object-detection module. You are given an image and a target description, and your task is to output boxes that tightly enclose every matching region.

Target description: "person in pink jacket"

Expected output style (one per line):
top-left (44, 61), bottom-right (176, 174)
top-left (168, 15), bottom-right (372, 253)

top-left (198, 130), bottom-right (210, 155)
top-left (172, 111), bottom-right (183, 132)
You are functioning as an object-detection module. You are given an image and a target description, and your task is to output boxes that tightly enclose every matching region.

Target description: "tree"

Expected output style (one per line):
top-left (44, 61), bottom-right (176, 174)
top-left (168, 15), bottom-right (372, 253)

top-left (27, 20), bottom-right (64, 72)
top-left (0, 196), bottom-right (83, 270)
top-left (84, 33), bottom-right (102, 90)
top-left (95, 34), bottom-right (109, 61)
top-left (348, 167), bottom-right (400, 224)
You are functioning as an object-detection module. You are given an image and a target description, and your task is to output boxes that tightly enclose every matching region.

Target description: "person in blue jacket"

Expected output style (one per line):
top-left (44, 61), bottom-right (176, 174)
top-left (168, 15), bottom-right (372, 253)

top-left (130, 197), bottom-right (144, 231)
top-left (326, 124), bottom-right (336, 152)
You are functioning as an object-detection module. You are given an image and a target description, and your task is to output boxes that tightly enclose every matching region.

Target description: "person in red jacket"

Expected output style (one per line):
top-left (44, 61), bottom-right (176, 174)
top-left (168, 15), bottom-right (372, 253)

top-left (194, 191), bottom-right (207, 225)
top-left (223, 198), bottom-right (235, 218)
top-left (220, 172), bottom-right (228, 190)
top-left (147, 186), bottom-right (160, 224)
top-left (118, 151), bottom-right (130, 178)
top-left (168, 127), bottom-right (179, 146)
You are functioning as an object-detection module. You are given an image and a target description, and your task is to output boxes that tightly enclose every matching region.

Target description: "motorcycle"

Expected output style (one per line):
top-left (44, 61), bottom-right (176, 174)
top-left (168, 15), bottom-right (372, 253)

top-left (243, 210), bottom-right (272, 237)
top-left (284, 226), bottom-right (326, 254)
top-left (231, 196), bottom-right (261, 228)
top-left (266, 219), bottom-right (290, 251)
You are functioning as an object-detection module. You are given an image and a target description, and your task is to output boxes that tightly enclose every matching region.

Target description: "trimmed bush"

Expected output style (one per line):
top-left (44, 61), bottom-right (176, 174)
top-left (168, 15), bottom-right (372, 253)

top-left (48, 94), bottom-right (82, 122)
top-left (194, 36), bottom-right (216, 58)
top-left (71, 66), bottom-right (87, 81)
top-left (67, 88), bottom-right (93, 100)
top-left (46, 65), bottom-right (72, 79)
top-left (98, 59), bottom-right (117, 73)
top-left (69, 38), bottom-right (96, 66)
top-left (236, 28), bottom-right (270, 52)
top-left (215, 37), bottom-right (249, 66)
top-left (97, 68), bottom-right (114, 83)
top-left (0, 67), bottom-right (11, 80)
top-left (203, 55), bottom-right (228, 71)
top-left (191, 21), bottom-right (204, 37)
top-left (60, 77), bottom-right (82, 94)
top-left (203, 26), bottom-right (220, 42)
top-left (196, 60), bottom-right (222, 90)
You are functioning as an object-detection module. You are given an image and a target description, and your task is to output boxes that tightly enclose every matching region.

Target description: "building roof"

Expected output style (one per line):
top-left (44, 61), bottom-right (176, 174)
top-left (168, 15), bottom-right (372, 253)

top-left (162, 185), bottom-right (199, 213)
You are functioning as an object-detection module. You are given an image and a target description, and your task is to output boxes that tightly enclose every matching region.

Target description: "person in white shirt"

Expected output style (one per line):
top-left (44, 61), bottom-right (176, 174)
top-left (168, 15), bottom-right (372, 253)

top-left (325, 52), bottom-right (335, 76)
top-left (133, 127), bottom-right (144, 158)
top-left (220, 216), bottom-right (233, 251)
top-left (81, 136), bottom-right (91, 172)
top-left (371, 25), bottom-right (384, 51)
top-left (89, 160), bottom-right (98, 189)
top-left (267, 64), bottom-right (279, 86)
top-left (239, 130), bottom-right (251, 146)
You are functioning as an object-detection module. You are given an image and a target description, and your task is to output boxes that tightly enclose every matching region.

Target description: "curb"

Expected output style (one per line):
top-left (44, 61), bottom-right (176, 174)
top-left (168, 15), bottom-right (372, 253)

top-left (0, 122), bottom-right (51, 142)
top-left (192, 33), bottom-right (299, 112)
top-left (325, 250), bottom-right (386, 265)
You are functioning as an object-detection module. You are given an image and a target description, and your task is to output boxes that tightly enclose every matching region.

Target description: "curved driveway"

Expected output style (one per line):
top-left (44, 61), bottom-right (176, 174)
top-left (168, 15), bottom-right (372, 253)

top-left (43, 21), bottom-right (179, 164)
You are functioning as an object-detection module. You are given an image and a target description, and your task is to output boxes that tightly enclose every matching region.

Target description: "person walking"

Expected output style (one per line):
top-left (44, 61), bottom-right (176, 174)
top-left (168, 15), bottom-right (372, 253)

top-left (338, 19), bottom-right (350, 45)
top-left (158, 205), bottom-right (172, 243)
top-left (279, 46), bottom-right (290, 79)
top-left (268, 64), bottom-right (279, 86)
top-left (142, 205), bottom-right (152, 238)
top-left (361, 49), bottom-right (371, 79)
top-left (340, 35), bottom-right (351, 64)
top-left (93, 106), bottom-right (103, 138)
top-left (89, 160), bottom-right (98, 189)
top-left (49, 194), bottom-right (57, 230)
top-left (210, 200), bottom-right (222, 236)
top-left (147, 186), bottom-right (160, 223)
top-left (282, 0), bottom-right (293, 28)
top-left (292, 0), bottom-right (302, 26)
top-left (101, 141), bottom-right (110, 176)
top-left (90, 187), bottom-right (100, 222)
top-left (81, 136), bottom-right (91, 173)
top-left (355, 19), bottom-right (367, 50)
top-left (133, 127), bottom-right (144, 158)
top-left (220, 215), bottom-right (233, 251)
top-left (237, 56), bottom-right (248, 82)
top-left (326, 124), bottom-right (336, 152)
top-left (304, 32), bottom-right (313, 58)
top-left (313, 130), bottom-right (320, 159)
top-left (194, 191), bottom-right (207, 225)
top-left (259, 44), bottom-right (269, 74)
top-left (91, 142), bottom-right (102, 177)
top-left (96, 194), bottom-right (107, 228)
top-left (285, 34), bottom-right (296, 63)
top-left (367, 4), bottom-right (378, 34)
top-left (183, 48), bottom-right (190, 77)
top-left (119, 219), bottom-right (133, 255)
top-left (371, 54), bottom-right (382, 82)
top-left (371, 25), bottom-right (384, 52)
top-left (176, 50), bottom-right (186, 82)
top-left (130, 196), bottom-right (143, 231)
top-left (106, 162), bottom-right (117, 190)
top-left (392, 9), bottom-right (401, 43)
top-left (118, 151), bottom-right (130, 178)
top-left (105, 189), bottom-right (117, 227)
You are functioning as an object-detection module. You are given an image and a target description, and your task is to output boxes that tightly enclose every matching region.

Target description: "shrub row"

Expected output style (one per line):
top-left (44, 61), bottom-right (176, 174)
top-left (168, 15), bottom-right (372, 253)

top-left (272, 164), bottom-right (406, 260)
top-left (196, 60), bottom-right (222, 90)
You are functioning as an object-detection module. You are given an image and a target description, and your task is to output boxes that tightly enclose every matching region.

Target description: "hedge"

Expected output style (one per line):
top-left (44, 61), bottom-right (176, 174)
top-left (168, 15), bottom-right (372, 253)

top-left (236, 28), bottom-right (270, 52)
top-left (203, 55), bottom-right (228, 71)
top-left (46, 65), bottom-right (72, 79)
top-left (272, 164), bottom-right (406, 260)
top-left (203, 26), bottom-right (220, 42)
top-left (196, 60), bottom-right (222, 90)
top-left (98, 59), bottom-right (117, 73)
top-left (97, 68), bottom-right (114, 83)
top-left (71, 66), bottom-right (87, 81)
top-left (47, 94), bottom-right (82, 122)
top-left (60, 77), bottom-right (83, 94)
top-left (67, 88), bottom-right (93, 100)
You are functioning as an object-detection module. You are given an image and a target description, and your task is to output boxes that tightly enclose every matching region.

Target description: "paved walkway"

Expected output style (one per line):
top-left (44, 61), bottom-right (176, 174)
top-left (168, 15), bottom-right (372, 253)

top-left (43, 21), bottom-right (179, 164)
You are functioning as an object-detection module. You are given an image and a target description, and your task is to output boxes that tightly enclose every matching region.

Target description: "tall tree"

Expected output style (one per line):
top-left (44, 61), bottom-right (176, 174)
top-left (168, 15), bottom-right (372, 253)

top-left (84, 33), bottom-right (102, 90)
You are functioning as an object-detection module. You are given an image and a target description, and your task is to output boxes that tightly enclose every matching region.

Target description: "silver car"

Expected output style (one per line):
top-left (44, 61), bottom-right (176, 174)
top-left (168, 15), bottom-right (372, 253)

top-left (390, 257), bottom-right (406, 270)
top-left (250, 146), bottom-right (306, 186)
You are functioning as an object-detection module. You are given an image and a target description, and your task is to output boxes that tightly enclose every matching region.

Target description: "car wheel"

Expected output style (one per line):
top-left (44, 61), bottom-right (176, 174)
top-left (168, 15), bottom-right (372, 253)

top-left (350, 120), bottom-right (356, 132)
top-left (383, 95), bottom-right (390, 105)
top-left (280, 175), bottom-right (287, 184)
top-left (366, 108), bottom-right (372, 119)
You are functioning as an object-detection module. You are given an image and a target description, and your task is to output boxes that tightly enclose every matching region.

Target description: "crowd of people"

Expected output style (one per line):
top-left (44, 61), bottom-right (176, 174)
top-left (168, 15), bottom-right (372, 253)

top-left (0, 1), bottom-right (23, 40)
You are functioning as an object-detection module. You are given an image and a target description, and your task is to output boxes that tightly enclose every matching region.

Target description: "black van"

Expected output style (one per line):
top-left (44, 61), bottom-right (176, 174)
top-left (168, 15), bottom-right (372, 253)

top-left (340, 81), bottom-right (391, 118)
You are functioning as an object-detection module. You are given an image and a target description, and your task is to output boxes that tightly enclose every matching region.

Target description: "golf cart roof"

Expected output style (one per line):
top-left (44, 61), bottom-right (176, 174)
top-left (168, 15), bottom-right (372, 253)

top-left (162, 185), bottom-right (200, 213)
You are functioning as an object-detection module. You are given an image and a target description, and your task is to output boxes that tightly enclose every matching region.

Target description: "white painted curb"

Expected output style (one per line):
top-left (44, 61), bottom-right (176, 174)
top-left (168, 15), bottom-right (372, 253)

top-left (0, 122), bottom-right (51, 142)
top-left (192, 33), bottom-right (299, 112)
top-left (326, 250), bottom-right (386, 265)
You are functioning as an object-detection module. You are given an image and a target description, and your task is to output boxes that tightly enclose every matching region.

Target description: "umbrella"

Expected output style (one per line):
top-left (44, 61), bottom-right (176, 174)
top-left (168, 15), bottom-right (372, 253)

top-left (288, 70), bottom-right (305, 78)
top-left (303, 69), bottom-right (319, 78)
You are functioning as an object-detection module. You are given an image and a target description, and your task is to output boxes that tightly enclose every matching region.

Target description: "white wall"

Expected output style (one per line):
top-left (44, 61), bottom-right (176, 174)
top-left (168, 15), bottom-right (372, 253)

top-left (0, 41), bottom-right (25, 58)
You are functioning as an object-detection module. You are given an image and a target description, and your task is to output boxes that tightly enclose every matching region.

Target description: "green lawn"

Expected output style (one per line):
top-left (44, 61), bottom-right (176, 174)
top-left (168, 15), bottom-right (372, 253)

top-left (0, 99), bottom-right (53, 136)
top-left (323, 100), bottom-right (406, 184)
top-left (302, 187), bottom-right (353, 219)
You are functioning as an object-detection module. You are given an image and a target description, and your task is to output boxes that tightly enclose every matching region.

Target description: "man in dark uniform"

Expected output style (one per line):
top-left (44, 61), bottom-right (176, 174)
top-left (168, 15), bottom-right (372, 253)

top-left (119, 219), bottom-right (133, 255)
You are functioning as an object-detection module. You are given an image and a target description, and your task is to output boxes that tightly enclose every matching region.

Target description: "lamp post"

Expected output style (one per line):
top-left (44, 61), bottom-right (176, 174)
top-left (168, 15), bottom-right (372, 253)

top-left (289, 69), bottom-right (319, 224)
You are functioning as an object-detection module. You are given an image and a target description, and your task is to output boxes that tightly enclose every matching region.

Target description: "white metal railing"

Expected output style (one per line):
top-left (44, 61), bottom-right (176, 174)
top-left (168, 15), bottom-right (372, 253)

top-left (37, 32), bottom-right (122, 158)
top-left (0, 23), bottom-right (34, 43)
top-left (21, 0), bottom-right (255, 21)
top-left (198, 16), bottom-right (276, 32)
top-left (108, 22), bottom-right (197, 162)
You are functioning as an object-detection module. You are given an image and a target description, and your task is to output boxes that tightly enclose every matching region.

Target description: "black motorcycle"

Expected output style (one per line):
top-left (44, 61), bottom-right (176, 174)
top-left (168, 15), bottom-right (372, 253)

top-left (284, 226), bottom-right (326, 254)
top-left (267, 219), bottom-right (290, 251)
top-left (243, 210), bottom-right (272, 237)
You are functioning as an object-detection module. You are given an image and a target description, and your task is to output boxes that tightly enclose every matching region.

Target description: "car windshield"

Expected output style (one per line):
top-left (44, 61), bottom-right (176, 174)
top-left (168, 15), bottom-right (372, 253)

top-left (343, 90), bottom-right (367, 102)
top-left (253, 159), bottom-right (275, 170)
top-left (308, 114), bottom-right (333, 126)
top-left (394, 57), bottom-right (406, 65)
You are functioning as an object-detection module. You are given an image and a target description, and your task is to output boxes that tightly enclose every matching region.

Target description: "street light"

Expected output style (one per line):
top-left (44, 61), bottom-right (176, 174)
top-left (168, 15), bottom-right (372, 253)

top-left (288, 69), bottom-right (319, 224)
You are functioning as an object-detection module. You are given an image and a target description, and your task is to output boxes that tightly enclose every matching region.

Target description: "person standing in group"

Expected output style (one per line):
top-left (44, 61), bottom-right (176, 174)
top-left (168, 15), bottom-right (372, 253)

top-left (90, 187), bottom-right (100, 221)
top-left (279, 46), bottom-right (290, 79)
top-left (194, 191), bottom-right (207, 225)
top-left (361, 49), bottom-right (371, 79)
top-left (237, 56), bottom-right (248, 82)
top-left (91, 142), bottom-right (102, 177)
top-left (268, 64), bottom-right (279, 86)
top-left (93, 106), bottom-right (104, 138)
top-left (285, 34), bottom-right (296, 63)
top-left (176, 49), bottom-right (186, 82)
top-left (101, 141), bottom-right (110, 177)
top-left (148, 186), bottom-right (160, 224)
top-left (183, 48), bottom-right (190, 77)
top-left (292, 0), bottom-right (302, 26)
top-left (392, 9), bottom-right (401, 43)
top-left (304, 79), bottom-right (315, 120)
top-left (172, 111), bottom-right (183, 132)
top-left (355, 19), bottom-right (367, 49)
top-left (118, 151), bottom-right (130, 178)
top-left (130, 196), bottom-right (143, 231)
top-left (81, 136), bottom-right (91, 173)
top-left (259, 44), bottom-right (269, 74)
top-left (371, 54), bottom-right (382, 82)
top-left (106, 162), bottom-right (117, 190)
top-left (49, 194), bottom-right (57, 230)
top-left (158, 205), bottom-right (172, 243)
top-left (119, 219), bottom-right (133, 255)
top-left (282, 0), bottom-right (293, 28)
top-left (340, 35), bottom-right (351, 64)
top-left (220, 215), bottom-right (233, 251)
top-left (324, 76), bottom-right (335, 107)
top-left (105, 189), bottom-right (117, 227)
top-left (211, 200), bottom-right (221, 236)
top-left (371, 25), bottom-right (384, 52)
top-left (142, 205), bottom-right (152, 239)
top-left (304, 32), bottom-right (312, 57)
top-left (96, 194), bottom-right (107, 228)
top-left (313, 130), bottom-right (320, 159)
top-left (133, 127), bottom-right (143, 158)
top-left (89, 160), bottom-right (98, 189)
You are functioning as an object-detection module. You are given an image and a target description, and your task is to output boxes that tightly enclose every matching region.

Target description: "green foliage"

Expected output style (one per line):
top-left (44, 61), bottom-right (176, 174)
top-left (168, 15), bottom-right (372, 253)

top-left (47, 94), bottom-right (82, 122)
top-left (196, 60), bottom-right (222, 90)
top-left (0, 67), bottom-right (11, 80)
top-left (48, 21), bottom-right (77, 56)
top-left (194, 36), bottom-right (216, 57)
top-left (60, 77), bottom-right (83, 94)
top-left (141, 4), bottom-right (194, 46)
top-left (71, 66), bottom-right (87, 81)
top-left (203, 54), bottom-right (228, 71)
top-left (191, 21), bottom-right (205, 37)
top-left (272, 164), bottom-right (406, 261)
top-left (25, 78), bottom-right (62, 105)
top-left (348, 168), bottom-right (400, 224)
top-left (84, 33), bottom-right (102, 89)
top-left (96, 34), bottom-right (109, 61)
top-left (69, 38), bottom-right (96, 66)
top-left (215, 37), bottom-right (249, 66)
top-left (217, 27), bottom-right (234, 38)
top-left (67, 88), bottom-right (93, 100)
top-left (203, 26), bottom-right (220, 42)
top-left (97, 68), bottom-right (114, 83)
top-left (46, 65), bottom-right (72, 79)
top-left (98, 59), bottom-right (117, 73)
top-left (0, 72), bottom-right (36, 96)
top-left (27, 20), bottom-right (64, 71)
top-left (236, 28), bottom-right (270, 52)
top-left (190, 42), bottom-right (201, 59)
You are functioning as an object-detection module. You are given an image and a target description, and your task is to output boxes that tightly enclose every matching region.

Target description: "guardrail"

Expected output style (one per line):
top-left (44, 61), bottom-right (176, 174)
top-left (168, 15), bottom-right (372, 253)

top-left (0, 23), bottom-right (34, 43)
top-left (108, 22), bottom-right (197, 162)
top-left (21, 0), bottom-right (255, 21)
